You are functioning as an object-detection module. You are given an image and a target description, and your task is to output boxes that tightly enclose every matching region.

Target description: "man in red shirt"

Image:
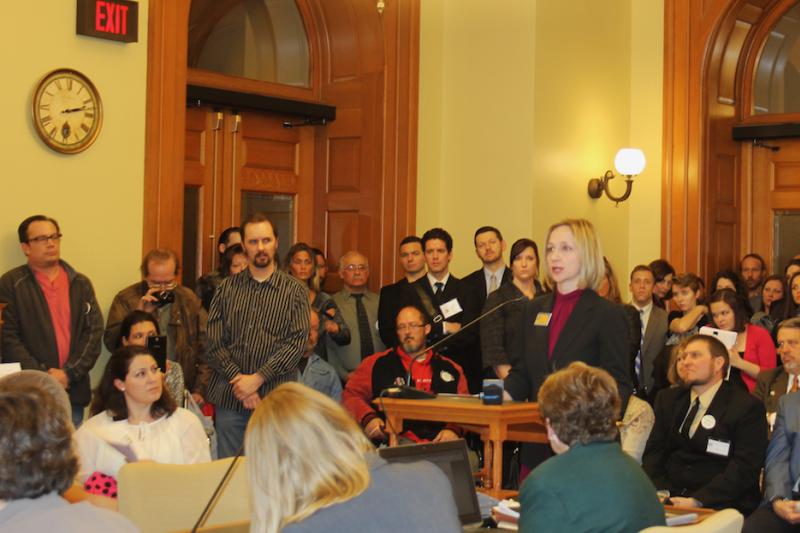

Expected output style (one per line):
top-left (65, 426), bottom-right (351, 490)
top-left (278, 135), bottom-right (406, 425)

top-left (343, 305), bottom-right (468, 443)
top-left (0, 215), bottom-right (103, 428)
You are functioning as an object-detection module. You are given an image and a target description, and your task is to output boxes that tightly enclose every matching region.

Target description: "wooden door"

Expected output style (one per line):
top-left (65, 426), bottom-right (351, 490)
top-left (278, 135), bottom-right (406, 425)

top-left (752, 139), bottom-right (800, 273)
top-left (182, 106), bottom-right (314, 287)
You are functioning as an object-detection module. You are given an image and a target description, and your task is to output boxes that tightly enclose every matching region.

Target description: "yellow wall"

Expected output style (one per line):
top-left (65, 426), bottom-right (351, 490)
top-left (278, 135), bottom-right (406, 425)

top-left (0, 0), bottom-right (149, 374)
top-left (418, 0), bottom-right (664, 297)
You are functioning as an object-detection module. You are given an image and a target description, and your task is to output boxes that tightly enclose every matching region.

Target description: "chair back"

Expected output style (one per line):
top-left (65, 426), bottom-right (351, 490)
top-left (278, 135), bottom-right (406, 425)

top-left (118, 457), bottom-right (250, 533)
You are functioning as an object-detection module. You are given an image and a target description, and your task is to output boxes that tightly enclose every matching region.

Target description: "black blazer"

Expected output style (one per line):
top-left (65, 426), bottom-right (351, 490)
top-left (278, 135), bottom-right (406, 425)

top-left (377, 278), bottom-right (409, 348)
top-left (642, 381), bottom-right (767, 514)
top-left (504, 289), bottom-right (633, 407)
top-left (462, 267), bottom-right (513, 306)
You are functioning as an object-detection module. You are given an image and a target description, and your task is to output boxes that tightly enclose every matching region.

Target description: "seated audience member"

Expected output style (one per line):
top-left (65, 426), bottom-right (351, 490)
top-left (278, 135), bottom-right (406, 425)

top-left (708, 289), bottom-right (776, 393)
top-left (105, 248), bottom-right (209, 405)
top-left (299, 309), bottom-right (342, 401)
top-left (342, 305), bottom-right (468, 443)
top-left (74, 346), bottom-right (211, 500)
top-left (245, 382), bottom-right (462, 533)
top-left (642, 334), bottom-right (768, 514)
top-left (752, 274), bottom-right (786, 333)
top-left (649, 339), bottom-right (690, 402)
top-left (480, 238), bottom-right (543, 379)
top-left (783, 272), bottom-right (800, 322)
top-left (195, 226), bottom-right (243, 310)
top-left (0, 384), bottom-right (137, 532)
top-left (710, 269), bottom-right (754, 317)
top-left (666, 273), bottom-right (708, 345)
top-left (117, 310), bottom-right (185, 405)
top-left (754, 317), bottom-right (800, 429)
top-left (327, 251), bottom-right (386, 382)
top-left (518, 362), bottom-right (664, 533)
top-left (378, 236), bottom-right (427, 348)
top-left (741, 253), bottom-right (768, 312)
top-left (285, 242), bottom-right (350, 361)
top-left (629, 265), bottom-right (669, 399)
top-left (650, 259), bottom-right (676, 309)
top-left (743, 390), bottom-right (800, 532)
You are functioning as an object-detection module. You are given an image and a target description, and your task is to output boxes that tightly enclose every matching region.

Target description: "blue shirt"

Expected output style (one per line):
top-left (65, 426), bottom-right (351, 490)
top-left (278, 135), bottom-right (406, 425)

top-left (299, 353), bottom-right (342, 401)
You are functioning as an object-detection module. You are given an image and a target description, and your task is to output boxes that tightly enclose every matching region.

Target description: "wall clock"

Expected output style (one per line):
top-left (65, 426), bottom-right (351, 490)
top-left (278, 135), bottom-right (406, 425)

top-left (32, 69), bottom-right (103, 154)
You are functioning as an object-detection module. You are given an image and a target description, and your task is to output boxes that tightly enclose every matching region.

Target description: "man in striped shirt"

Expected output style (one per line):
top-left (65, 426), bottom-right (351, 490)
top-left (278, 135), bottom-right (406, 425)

top-left (206, 213), bottom-right (310, 457)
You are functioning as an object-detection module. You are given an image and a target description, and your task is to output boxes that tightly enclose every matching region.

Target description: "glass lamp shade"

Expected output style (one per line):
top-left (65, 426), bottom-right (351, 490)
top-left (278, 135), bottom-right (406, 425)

top-left (614, 148), bottom-right (646, 176)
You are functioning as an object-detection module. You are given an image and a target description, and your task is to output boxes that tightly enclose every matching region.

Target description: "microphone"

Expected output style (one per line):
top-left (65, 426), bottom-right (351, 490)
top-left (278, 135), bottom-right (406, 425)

top-left (191, 444), bottom-right (244, 533)
top-left (384, 295), bottom-right (527, 400)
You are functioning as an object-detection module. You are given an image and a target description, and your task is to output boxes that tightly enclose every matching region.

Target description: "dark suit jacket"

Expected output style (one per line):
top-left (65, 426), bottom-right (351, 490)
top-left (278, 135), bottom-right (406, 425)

top-left (640, 304), bottom-right (669, 395)
top-left (377, 278), bottom-right (409, 348)
top-left (403, 275), bottom-right (482, 392)
top-left (754, 366), bottom-right (792, 415)
top-left (765, 391), bottom-right (800, 501)
top-left (642, 381), bottom-right (767, 514)
top-left (504, 289), bottom-right (633, 407)
top-left (462, 266), bottom-right (513, 306)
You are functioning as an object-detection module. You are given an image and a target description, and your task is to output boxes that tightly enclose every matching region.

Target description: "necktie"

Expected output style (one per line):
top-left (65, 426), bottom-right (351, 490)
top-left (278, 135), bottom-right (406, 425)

top-left (434, 281), bottom-right (444, 296)
top-left (488, 273), bottom-right (498, 294)
top-left (680, 397), bottom-right (700, 438)
top-left (635, 309), bottom-right (644, 386)
top-left (791, 376), bottom-right (798, 393)
top-left (352, 294), bottom-right (375, 360)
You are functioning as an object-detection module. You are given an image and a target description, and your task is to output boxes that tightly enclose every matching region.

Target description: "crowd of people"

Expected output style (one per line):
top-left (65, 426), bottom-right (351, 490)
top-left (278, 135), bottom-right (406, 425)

top-left (3, 212), bottom-right (800, 532)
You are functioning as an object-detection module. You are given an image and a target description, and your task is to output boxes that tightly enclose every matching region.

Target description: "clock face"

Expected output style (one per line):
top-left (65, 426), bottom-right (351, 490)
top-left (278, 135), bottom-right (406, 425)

top-left (32, 69), bottom-right (103, 154)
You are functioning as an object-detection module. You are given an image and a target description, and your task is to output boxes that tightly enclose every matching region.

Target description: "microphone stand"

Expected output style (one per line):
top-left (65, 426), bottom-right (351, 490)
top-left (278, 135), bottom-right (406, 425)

top-left (383, 295), bottom-right (526, 400)
top-left (191, 445), bottom-right (244, 533)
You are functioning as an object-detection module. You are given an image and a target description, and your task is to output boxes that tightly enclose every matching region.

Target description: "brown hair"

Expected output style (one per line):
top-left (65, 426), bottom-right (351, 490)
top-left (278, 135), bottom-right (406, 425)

top-left (601, 257), bottom-right (622, 304)
top-left (686, 333), bottom-right (730, 373)
top-left (140, 248), bottom-right (180, 277)
top-left (667, 339), bottom-right (690, 386)
top-left (537, 362), bottom-right (620, 446)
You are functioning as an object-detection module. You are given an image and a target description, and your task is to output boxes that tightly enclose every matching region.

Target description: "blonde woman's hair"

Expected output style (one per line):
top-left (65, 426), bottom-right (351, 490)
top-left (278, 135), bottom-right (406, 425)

top-left (245, 382), bottom-right (374, 533)
top-left (543, 219), bottom-right (605, 291)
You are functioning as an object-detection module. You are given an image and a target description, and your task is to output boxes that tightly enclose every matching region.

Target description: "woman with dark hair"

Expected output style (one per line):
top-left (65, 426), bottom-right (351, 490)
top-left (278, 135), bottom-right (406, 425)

top-left (285, 242), bottom-right (350, 359)
top-left (708, 288), bottom-right (776, 392)
top-left (649, 259), bottom-right (676, 309)
top-left (74, 346), bottom-right (210, 499)
top-left (480, 238), bottom-right (544, 379)
top-left (751, 274), bottom-right (785, 333)
top-left (782, 272), bottom-right (800, 322)
top-left (709, 269), bottom-right (753, 318)
top-left (195, 243), bottom-right (248, 310)
top-left (117, 310), bottom-right (185, 406)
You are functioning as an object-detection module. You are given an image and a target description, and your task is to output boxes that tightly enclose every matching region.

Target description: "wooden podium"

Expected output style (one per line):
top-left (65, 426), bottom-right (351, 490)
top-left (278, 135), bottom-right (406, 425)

top-left (376, 395), bottom-right (546, 497)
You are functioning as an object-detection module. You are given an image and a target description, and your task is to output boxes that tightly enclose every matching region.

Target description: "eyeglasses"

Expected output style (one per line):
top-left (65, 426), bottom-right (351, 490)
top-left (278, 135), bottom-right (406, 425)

top-left (147, 280), bottom-right (177, 290)
top-left (343, 264), bottom-right (368, 272)
top-left (28, 233), bottom-right (62, 244)
top-left (396, 323), bottom-right (424, 332)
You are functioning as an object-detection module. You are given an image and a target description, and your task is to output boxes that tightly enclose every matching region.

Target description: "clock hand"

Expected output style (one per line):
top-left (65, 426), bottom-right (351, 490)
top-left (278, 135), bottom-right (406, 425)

top-left (61, 106), bottom-right (90, 114)
top-left (61, 122), bottom-right (71, 141)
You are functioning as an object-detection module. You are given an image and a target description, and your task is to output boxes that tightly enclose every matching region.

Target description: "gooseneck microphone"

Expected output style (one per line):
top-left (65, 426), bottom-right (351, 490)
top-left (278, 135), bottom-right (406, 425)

top-left (383, 295), bottom-right (527, 399)
top-left (191, 444), bottom-right (244, 533)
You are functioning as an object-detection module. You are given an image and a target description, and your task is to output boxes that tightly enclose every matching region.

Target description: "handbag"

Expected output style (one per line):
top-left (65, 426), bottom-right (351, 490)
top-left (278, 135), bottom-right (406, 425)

top-left (185, 391), bottom-right (218, 460)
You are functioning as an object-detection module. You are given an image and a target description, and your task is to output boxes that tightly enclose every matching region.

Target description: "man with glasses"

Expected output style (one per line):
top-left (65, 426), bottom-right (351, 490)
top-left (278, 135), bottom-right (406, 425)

top-left (0, 215), bottom-right (104, 428)
top-left (104, 248), bottom-right (209, 406)
top-left (342, 305), bottom-right (468, 442)
top-left (327, 250), bottom-right (386, 383)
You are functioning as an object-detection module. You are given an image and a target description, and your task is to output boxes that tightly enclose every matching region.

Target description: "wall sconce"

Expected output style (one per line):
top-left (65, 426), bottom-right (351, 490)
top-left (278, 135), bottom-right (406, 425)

top-left (587, 148), bottom-right (646, 205)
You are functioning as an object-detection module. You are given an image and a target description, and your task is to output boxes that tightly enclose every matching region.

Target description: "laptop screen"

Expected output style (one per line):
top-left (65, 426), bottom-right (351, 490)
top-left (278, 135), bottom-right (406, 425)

top-left (378, 439), bottom-right (481, 524)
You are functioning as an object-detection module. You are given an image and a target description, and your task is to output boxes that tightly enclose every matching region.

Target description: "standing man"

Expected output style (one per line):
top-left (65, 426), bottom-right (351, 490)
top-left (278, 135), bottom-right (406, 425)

top-left (463, 226), bottom-right (512, 305)
top-left (629, 265), bottom-right (668, 399)
top-left (0, 215), bottom-right (103, 427)
top-left (327, 250), bottom-right (386, 382)
top-left (205, 212), bottom-right (309, 457)
top-left (378, 236), bottom-right (427, 347)
top-left (754, 317), bottom-right (800, 428)
top-left (105, 249), bottom-right (209, 404)
top-left (642, 334), bottom-right (767, 514)
top-left (741, 253), bottom-right (768, 312)
top-left (405, 228), bottom-right (481, 392)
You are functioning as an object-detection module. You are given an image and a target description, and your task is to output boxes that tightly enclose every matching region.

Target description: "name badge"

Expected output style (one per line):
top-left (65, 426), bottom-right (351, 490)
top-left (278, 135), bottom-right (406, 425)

top-left (534, 312), bottom-right (552, 327)
top-left (706, 438), bottom-right (730, 457)
top-left (440, 298), bottom-right (463, 319)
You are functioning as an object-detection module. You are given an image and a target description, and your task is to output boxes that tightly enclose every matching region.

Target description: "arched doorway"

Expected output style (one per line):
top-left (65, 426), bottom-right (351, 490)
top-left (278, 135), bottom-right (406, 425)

top-left (663, 0), bottom-right (800, 280)
top-left (143, 0), bottom-right (420, 291)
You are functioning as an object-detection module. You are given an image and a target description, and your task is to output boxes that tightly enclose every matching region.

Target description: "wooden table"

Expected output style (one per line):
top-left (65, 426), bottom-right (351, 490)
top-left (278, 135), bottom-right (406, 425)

top-left (376, 395), bottom-right (546, 497)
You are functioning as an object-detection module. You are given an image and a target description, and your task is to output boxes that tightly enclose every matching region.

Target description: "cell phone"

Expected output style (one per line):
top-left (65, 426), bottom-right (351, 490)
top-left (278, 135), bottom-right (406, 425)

top-left (146, 335), bottom-right (168, 372)
top-left (698, 326), bottom-right (737, 350)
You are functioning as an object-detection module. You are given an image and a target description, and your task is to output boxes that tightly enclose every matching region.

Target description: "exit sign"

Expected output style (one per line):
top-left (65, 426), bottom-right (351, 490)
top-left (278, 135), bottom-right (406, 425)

top-left (76, 0), bottom-right (138, 43)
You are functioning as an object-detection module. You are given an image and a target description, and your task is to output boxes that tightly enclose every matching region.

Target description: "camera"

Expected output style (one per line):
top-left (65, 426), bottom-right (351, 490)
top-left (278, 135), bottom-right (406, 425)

top-left (153, 290), bottom-right (175, 307)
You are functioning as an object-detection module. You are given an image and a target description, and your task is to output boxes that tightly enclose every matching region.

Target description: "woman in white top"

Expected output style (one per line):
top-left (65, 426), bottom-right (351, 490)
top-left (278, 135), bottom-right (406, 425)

top-left (74, 345), bottom-right (210, 489)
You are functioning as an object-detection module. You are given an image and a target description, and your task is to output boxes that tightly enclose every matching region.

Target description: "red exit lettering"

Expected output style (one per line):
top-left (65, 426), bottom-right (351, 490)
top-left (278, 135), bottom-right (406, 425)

top-left (95, 1), bottom-right (129, 35)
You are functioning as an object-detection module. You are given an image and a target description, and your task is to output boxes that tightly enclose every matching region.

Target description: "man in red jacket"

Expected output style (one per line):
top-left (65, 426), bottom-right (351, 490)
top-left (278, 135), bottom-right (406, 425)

top-left (342, 305), bottom-right (468, 443)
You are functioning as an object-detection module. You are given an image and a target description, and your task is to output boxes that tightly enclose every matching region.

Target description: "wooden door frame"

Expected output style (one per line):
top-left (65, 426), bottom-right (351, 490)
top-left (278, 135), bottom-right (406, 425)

top-left (663, 0), bottom-right (797, 278)
top-left (143, 0), bottom-right (419, 286)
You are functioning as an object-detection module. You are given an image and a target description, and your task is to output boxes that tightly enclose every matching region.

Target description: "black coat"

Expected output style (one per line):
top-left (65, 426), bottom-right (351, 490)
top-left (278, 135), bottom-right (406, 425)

top-left (642, 381), bottom-right (767, 514)
top-left (377, 278), bottom-right (409, 348)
